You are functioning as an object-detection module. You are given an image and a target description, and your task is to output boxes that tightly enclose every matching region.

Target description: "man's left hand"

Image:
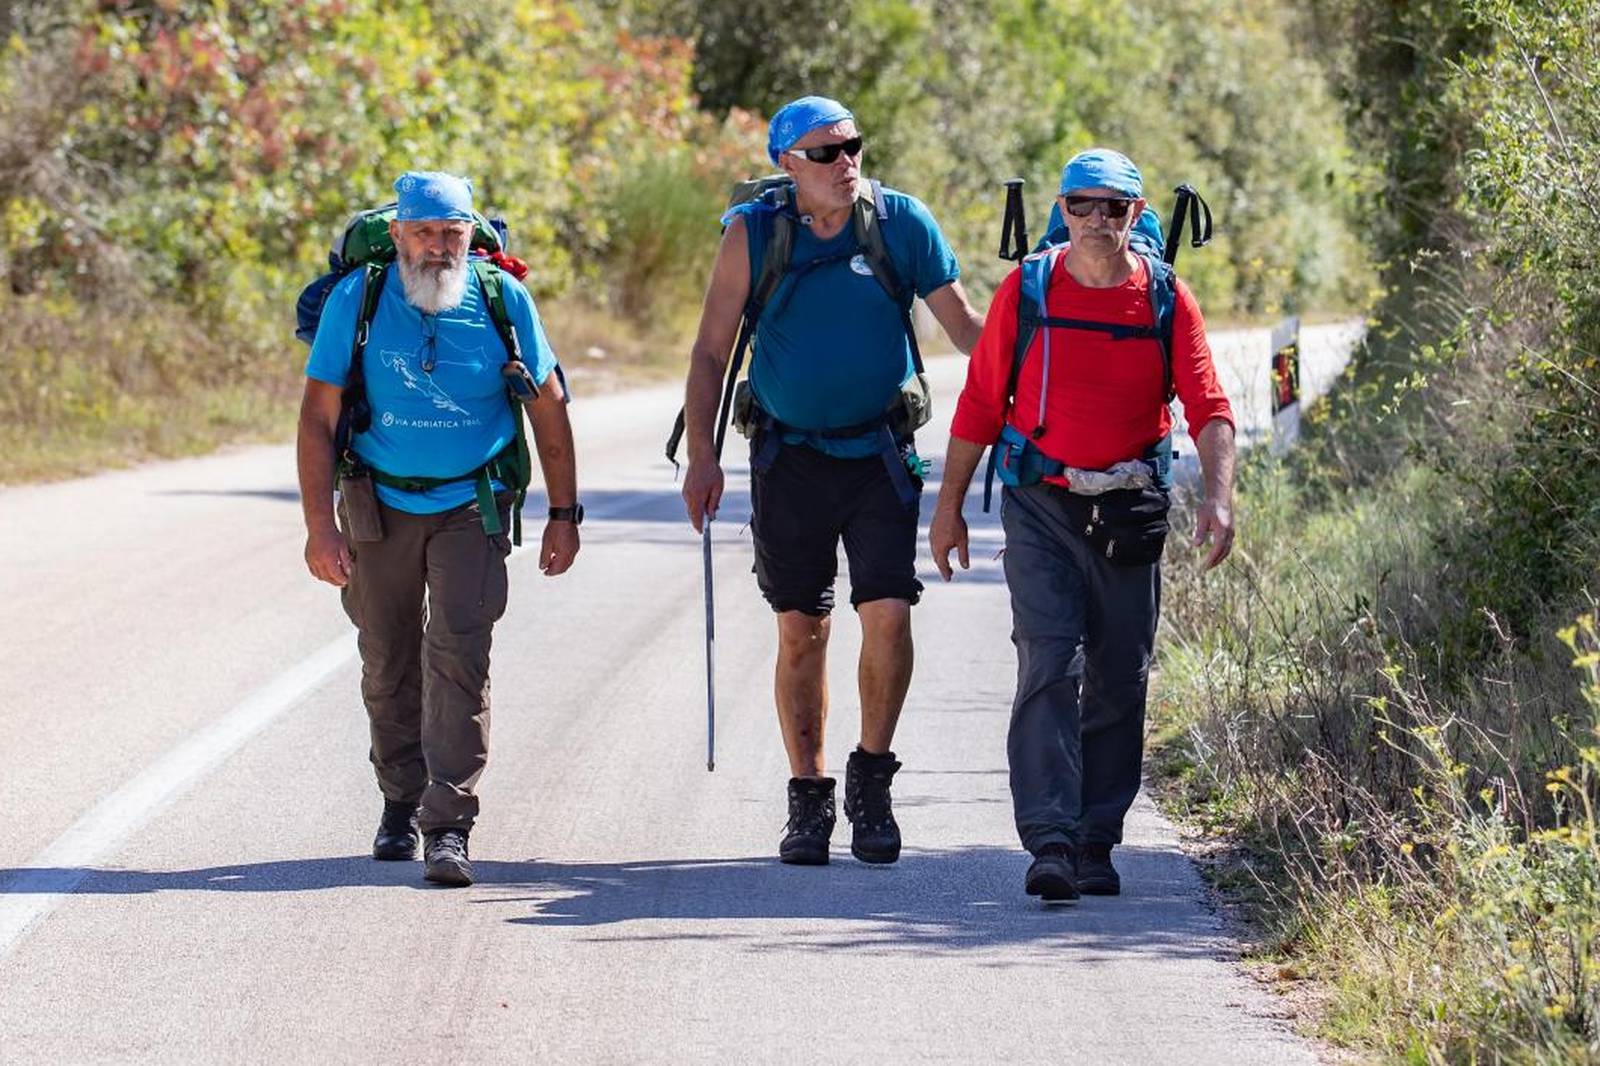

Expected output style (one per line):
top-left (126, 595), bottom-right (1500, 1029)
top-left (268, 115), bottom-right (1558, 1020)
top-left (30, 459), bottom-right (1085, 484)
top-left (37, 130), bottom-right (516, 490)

top-left (539, 520), bottom-right (580, 576)
top-left (1192, 498), bottom-right (1234, 570)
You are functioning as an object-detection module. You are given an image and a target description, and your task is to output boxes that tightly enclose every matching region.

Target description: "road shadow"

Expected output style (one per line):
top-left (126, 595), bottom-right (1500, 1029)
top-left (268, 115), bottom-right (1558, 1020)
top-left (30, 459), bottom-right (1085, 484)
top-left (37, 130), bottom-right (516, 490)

top-left (0, 843), bottom-right (1232, 964)
top-left (154, 488), bottom-right (303, 503)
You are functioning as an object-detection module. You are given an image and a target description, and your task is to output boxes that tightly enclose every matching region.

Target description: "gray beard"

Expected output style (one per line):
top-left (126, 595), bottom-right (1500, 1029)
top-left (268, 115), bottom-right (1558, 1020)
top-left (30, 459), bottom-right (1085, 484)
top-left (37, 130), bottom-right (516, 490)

top-left (396, 252), bottom-right (468, 314)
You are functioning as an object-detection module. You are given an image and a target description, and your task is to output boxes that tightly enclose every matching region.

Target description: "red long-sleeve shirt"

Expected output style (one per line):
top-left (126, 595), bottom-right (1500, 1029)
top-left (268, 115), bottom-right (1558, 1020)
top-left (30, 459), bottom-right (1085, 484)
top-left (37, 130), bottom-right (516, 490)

top-left (950, 255), bottom-right (1234, 474)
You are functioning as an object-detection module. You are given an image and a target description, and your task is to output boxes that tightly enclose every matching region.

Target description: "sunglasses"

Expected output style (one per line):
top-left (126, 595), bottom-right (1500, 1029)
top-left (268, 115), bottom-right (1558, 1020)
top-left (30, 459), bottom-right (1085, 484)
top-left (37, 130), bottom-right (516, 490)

top-left (1062, 195), bottom-right (1135, 219)
top-left (788, 136), bottom-right (864, 164)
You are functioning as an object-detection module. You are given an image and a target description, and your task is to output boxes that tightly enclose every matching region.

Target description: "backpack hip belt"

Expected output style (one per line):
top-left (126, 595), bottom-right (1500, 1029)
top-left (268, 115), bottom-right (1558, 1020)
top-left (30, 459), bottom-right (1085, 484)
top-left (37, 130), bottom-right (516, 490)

top-left (340, 438), bottom-right (530, 541)
top-left (992, 425), bottom-right (1173, 493)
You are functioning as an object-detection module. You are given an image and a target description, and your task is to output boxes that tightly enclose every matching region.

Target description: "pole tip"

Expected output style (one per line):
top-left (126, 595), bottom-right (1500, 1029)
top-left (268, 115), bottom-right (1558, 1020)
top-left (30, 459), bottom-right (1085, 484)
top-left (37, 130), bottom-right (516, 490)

top-left (707, 760), bottom-right (715, 772)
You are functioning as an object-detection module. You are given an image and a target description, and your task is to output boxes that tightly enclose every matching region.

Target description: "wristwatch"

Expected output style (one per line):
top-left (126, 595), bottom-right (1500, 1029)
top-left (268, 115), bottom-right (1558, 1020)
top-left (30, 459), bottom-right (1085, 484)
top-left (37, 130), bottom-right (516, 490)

top-left (548, 503), bottom-right (584, 525)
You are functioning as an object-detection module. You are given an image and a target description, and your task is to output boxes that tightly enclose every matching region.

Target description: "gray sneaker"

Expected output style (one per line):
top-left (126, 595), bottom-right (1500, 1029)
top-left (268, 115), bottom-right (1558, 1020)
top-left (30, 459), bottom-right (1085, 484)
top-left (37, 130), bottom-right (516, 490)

top-left (423, 828), bottom-right (473, 887)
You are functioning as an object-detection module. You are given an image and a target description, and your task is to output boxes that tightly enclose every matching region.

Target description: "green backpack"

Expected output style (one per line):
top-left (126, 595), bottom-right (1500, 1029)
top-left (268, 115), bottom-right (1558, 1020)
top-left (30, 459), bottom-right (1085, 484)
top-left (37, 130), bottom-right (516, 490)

top-left (295, 202), bottom-right (536, 543)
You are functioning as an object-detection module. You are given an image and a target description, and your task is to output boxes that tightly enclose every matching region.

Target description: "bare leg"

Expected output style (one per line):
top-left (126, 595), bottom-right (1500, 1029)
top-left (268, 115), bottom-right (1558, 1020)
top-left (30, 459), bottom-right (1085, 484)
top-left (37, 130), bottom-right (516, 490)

top-left (775, 610), bottom-right (831, 777)
top-left (856, 598), bottom-right (913, 754)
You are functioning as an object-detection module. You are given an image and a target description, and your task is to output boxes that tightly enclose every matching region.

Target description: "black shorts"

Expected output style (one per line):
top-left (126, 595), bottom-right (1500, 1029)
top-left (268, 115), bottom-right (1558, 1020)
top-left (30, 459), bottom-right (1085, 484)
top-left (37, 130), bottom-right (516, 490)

top-left (749, 441), bottom-right (924, 616)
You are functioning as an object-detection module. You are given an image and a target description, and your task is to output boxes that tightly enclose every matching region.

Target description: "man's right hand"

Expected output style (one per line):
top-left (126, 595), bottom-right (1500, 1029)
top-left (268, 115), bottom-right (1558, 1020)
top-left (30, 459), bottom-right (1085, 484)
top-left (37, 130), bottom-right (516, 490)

top-left (305, 527), bottom-right (352, 587)
top-left (682, 458), bottom-right (725, 534)
top-left (929, 504), bottom-right (970, 581)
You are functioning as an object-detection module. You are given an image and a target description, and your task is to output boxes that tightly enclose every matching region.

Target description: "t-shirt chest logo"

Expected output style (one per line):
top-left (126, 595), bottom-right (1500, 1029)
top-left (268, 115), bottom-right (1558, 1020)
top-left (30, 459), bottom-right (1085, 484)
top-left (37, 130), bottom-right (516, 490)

top-left (849, 254), bottom-right (874, 277)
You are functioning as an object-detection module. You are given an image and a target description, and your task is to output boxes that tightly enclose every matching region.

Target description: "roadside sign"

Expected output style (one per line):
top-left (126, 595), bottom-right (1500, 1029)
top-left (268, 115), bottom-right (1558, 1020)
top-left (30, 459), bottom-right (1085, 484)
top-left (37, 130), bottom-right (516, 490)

top-left (1270, 316), bottom-right (1300, 455)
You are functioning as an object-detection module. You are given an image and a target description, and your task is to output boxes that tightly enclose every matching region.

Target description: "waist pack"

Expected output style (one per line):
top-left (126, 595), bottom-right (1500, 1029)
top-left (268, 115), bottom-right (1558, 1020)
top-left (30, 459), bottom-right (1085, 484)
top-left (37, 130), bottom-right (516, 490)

top-left (1054, 484), bottom-right (1171, 566)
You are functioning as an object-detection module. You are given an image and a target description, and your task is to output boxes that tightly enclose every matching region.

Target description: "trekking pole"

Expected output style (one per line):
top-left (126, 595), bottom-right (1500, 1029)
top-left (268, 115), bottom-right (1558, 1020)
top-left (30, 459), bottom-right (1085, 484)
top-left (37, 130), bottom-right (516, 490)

top-left (999, 178), bottom-right (1029, 261)
top-left (696, 318), bottom-right (751, 773)
top-left (702, 520), bottom-right (716, 772)
top-left (1162, 183), bottom-right (1212, 266)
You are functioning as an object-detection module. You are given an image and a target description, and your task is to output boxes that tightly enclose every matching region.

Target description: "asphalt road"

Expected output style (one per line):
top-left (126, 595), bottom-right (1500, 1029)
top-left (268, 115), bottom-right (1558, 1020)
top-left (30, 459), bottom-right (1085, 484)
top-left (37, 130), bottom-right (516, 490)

top-left (0, 322), bottom-right (1360, 1064)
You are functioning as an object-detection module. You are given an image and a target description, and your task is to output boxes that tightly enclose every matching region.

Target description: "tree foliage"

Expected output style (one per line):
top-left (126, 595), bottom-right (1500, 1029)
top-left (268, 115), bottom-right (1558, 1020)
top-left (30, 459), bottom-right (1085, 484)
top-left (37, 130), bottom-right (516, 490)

top-left (611, 0), bottom-right (1373, 315)
top-left (0, 0), bottom-right (1371, 475)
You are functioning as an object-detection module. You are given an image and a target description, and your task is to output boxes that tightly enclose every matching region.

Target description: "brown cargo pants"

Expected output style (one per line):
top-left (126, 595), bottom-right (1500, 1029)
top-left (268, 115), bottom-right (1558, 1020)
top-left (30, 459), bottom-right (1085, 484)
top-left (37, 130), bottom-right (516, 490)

top-left (340, 493), bottom-right (511, 834)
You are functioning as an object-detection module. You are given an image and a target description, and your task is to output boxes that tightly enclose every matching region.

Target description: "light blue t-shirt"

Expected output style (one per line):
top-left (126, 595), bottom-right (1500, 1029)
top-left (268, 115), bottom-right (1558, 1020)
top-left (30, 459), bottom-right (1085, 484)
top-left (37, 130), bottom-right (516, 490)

top-left (732, 187), bottom-right (960, 459)
top-left (306, 263), bottom-right (557, 513)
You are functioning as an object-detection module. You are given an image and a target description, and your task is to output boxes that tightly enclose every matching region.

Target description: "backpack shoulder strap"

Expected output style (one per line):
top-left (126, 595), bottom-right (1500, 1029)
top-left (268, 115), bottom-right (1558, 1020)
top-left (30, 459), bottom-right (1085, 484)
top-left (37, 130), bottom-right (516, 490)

top-left (1142, 252), bottom-right (1177, 402)
top-left (748, 184), bottom-right (797, 318)
top-left (851, 179), bottom-right (906, 306)
top-left (336, 261), bottom-right (389, 455)
top-left (471, 258), bottom-right (522, 365)
top-left (351, 261), bottom-right (389, 377)
top-left (1008, 248), bottom-right (1061, 403)
top-left (468, 257), bottom-right (534, 539)
top-left (850, 179), bottom-right (924, 373)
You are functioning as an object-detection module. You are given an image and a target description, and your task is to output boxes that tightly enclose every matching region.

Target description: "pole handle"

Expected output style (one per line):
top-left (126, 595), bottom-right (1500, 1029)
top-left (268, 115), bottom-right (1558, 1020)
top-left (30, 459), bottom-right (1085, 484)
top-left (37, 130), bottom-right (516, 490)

top-left (999, 178), bottom-right (1029, 261)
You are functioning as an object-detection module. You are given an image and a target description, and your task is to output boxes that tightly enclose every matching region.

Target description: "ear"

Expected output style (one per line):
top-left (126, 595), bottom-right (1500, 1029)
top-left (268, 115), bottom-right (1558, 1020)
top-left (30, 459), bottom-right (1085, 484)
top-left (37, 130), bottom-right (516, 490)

top-left (777, 153), bottom-right (799, 179)
top-left (388, 219), bottom-right (402, 243)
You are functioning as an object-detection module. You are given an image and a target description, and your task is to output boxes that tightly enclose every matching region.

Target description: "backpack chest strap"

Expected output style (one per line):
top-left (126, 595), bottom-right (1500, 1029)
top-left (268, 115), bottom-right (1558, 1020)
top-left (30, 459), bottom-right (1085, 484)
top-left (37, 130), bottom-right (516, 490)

top-left (1019, 311), bottom-right (1161, 342)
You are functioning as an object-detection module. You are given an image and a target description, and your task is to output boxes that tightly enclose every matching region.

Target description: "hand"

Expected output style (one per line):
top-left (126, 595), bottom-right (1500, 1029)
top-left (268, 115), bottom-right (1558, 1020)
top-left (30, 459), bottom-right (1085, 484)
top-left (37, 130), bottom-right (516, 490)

top-left (929, 505), bottom-right (970, 581)
top-left (1193, 497), bottom-right (1235, 570)
top-left (305, 527), bottom-right (352, 587)
top-left (681, 458), bottom-right (725, 534)
top-left (539, 520), bottom-right (580, 576)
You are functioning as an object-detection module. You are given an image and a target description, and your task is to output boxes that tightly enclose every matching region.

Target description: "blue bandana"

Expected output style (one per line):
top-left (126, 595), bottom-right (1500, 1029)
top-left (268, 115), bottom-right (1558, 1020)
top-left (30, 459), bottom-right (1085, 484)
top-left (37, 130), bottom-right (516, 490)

top-left (393, 171), bottom-right (475, 222)
top-left (767, 96), bottom-right (855, 165)
top-left (1058, 148), bottom-right (1143, 198)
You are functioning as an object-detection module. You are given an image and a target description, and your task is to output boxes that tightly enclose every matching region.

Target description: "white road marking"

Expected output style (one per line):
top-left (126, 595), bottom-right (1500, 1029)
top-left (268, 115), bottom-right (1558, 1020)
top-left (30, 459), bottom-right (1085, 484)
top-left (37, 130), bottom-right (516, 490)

top-left (0, 633), bottom-right (357, 958)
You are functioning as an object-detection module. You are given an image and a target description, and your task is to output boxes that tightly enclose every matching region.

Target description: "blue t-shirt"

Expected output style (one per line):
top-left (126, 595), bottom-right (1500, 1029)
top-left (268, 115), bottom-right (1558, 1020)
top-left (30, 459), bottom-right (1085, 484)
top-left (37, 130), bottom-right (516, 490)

top-left (306, 263), bottom-right (558, 513)
top-left (732, 187), bottom-right (960, 459)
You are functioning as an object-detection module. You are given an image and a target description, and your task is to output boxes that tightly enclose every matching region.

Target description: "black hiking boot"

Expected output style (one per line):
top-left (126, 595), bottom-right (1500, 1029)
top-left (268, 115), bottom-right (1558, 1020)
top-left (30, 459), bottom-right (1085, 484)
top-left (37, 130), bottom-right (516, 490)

top-left (779, 777), bottom-right (836, 865)
top-left (1077, 843), bottom-right (1121, 896)
top-left (1024, 843), bottom-right (1079, 902)
top-left (844, 747), bottom-right (902, 864)
top-left (372, 799), bottom-right (419, 861)
top-left (423, 828), bottom-right (473, 887)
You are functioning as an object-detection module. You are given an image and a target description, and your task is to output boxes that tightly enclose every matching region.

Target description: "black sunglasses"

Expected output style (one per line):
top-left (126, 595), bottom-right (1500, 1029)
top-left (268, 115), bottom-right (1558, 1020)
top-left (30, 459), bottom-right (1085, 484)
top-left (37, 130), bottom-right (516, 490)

top-left (1063, 195), bottom-right (1135, 219)
top-left (788, 136), bottom-right (864, 164)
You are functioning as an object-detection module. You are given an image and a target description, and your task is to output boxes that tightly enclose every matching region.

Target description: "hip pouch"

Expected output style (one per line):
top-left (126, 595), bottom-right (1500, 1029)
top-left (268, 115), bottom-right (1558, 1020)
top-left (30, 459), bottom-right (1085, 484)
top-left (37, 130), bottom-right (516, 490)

top-left (338, 471), bottom-right (385, 543)
top-left (1057, 485), bottom-right (1170, 566)
top-left (886, 371), bottom-right (933, 438)
top-left (731, 378), bottom-right (761, 440)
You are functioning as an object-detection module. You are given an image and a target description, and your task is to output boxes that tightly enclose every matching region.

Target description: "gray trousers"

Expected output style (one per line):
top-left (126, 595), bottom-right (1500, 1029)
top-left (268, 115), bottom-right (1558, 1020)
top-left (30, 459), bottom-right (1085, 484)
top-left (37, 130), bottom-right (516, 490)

top-left (1000, 484), bottom-right (1161, 855)
top-left (340, 494), bottom-right (511, 834)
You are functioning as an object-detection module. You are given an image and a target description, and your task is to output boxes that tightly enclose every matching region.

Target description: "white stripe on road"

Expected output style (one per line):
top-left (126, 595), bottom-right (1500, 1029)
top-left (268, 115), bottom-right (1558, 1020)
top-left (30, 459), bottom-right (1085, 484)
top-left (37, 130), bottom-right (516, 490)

top-left (0, 633), bottom-right (357, 959)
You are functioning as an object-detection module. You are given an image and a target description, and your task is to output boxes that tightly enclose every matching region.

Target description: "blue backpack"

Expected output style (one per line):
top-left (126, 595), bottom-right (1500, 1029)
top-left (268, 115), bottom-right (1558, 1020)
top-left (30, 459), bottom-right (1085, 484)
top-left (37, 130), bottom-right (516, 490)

top-left (983, 185), bottom-right (1212, 510)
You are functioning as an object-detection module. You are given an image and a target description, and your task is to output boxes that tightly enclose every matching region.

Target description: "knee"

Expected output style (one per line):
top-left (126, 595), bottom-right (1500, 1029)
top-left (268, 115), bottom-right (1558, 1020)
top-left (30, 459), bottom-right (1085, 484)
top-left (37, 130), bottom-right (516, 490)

top-left (1014, 638), bottom-right (1084, 692)
top-left (857, 598), bottom-right (911, 641)
top-left (776, 611), bottom-right (830, 659)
